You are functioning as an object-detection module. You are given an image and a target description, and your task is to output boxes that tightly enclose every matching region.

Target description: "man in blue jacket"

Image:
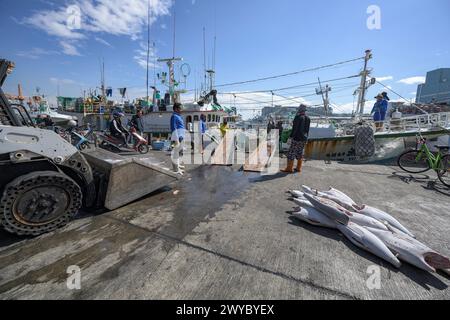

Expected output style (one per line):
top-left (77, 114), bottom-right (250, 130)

top-left (170, 103), bottom-right (185, 174)
top-left (371, 93), bottom-right (388, 131)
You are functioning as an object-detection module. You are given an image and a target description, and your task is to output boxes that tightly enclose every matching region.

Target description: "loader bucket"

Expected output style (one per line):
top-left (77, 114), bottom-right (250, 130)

top-left (82, 148), bottom-right (179, 210)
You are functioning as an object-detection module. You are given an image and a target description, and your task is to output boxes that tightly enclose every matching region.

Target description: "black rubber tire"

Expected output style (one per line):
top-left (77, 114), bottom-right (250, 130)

top-left (138, 144), bottom-right (150, 154)
top-left (397, 149), bottom-right (431, 174)
top-left (0, 171), bottom-right (83, 236)
top-left (438, 154), bottom-right (450, 188)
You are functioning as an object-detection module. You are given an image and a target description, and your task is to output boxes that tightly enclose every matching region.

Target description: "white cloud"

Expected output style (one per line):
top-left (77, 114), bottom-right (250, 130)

top-left (23, 0), bottom-right (173, 58)
top-left (133, 42), bottom-right (160, 70)
top-left (60, 41), bottom-right (82, 56)
top-left (95, 37), bottom-right (113, 47)
top-left (375, 76), bottom-right (393, 82)
top-left (398, 76), bottom-right (426, 85)
top-left (17, 47), bottom-right (60, 59)
top-left (23, 7), bottom-right (85, 39)
top-left (410, 92), bottom-right (417, 96)
top-left (50, 77), bottom-right (77, 85)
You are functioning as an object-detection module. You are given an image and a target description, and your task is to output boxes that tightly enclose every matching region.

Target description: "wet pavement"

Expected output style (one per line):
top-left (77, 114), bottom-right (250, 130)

top-left (0, 152), bottom-right (449, 299)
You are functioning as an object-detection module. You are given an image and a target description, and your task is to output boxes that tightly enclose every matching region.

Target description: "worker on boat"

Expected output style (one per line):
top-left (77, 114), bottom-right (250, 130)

top-left (276, 121), bottom-right (284, 153)
top-left (267, 118), bottom-right (276, 134)
top-left (110, 111), bottom-right (129, 147)
top-left (220, 121), bottom-right (228, 138)
top-left (170, 103), bottom-right (185, 174)
top-left (371, 93), bottom-right (388, 131)
top-left (281, 104), bottom-right (311, 174)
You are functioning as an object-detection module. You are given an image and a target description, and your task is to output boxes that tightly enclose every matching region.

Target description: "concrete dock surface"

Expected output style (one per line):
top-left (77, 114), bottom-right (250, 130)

top-left (0, 154), bottom-right (449, 300)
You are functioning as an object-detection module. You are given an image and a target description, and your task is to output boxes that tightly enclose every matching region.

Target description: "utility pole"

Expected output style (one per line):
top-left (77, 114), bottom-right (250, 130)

top-left (356, 49), bottom-right (373, 116)
top-left (316, 78), bottom-right (331, 117)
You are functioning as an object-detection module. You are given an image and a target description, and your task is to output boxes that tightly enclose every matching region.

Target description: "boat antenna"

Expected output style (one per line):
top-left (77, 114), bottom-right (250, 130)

top-left (172, 1), bottom-right (177, 58)
top-left (146, 0), bottom-right (151, 104)
top-left (203, 27), bottom-right (207, 92)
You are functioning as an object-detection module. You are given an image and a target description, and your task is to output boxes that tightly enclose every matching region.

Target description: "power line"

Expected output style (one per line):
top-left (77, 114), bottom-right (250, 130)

top-left (373, 79), bottom-right (410, 102)
top-left (221, 75), bottom-right (360, 95)
top-left (213, 56), bottom-right (365, 88)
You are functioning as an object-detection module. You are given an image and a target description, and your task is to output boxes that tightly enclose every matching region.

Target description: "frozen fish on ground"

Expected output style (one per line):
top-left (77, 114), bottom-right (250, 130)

top-left (301, 186), bottom-right (414, 237)
top-left (357, 205), bottom-right (415, 238)
top-left (301, 185), bottom-right (356, 211)
top-left (292, 207), bottom-right (337, 229)
top-left (337, 222), bottom-right (401, 268)
top-left (346, 211), bottom-right (389, 231)
top-left (297, 193), bottom-right (387, 230)
top-left (288, 190), bottom-right (305, 198)
top-left (364, 227), bottom-right (450, 273)
top-left (291, 197), bottom-right (314, 208)
top-left (326, 187), bottom-right (358, 206)
top-left (303, 193), bottom-right (350, 225)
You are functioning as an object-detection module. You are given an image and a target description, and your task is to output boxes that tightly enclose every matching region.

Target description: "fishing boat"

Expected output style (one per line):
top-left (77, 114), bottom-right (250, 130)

top-left (258, 50), bottom-right (450, 162)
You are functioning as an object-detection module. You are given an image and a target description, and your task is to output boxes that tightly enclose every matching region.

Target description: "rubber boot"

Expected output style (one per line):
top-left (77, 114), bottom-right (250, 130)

top-left (296, 159), bottom-right (303, 173)
top-left (281, 160), bottom-right (295, 173)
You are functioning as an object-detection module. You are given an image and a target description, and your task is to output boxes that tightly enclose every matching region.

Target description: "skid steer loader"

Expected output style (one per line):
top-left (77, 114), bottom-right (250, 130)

top-left (0, 59), bottom-right (178, 236)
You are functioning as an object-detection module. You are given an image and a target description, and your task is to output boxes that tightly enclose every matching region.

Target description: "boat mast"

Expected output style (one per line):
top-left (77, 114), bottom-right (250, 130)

top-left (356, 49), bottom-right (373, 116)
top-left (146, 0), bottom-right (151, 105)
top-left (157, 57), bottom-right (182, 104)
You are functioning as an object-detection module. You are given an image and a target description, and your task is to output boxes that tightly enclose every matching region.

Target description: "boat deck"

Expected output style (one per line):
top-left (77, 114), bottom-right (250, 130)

top-left (0, 154), bottom-right (449, 299)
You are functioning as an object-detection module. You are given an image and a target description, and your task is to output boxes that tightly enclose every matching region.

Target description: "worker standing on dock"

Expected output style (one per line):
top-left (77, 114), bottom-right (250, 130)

top-left (371, 93), bottom-right (388, 132)
top-left (281, 104), bottom-right (310, 173)
top-left (171, 103), bottom-right (185, 174)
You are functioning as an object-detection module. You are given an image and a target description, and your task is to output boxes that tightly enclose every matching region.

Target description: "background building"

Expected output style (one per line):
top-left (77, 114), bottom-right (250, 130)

top-left (416, 68), bottom-right (450, 104)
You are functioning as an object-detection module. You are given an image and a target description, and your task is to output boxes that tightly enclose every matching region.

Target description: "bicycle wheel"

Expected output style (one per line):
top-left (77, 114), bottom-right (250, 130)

top-left (397, 149), bottom-right (430, 173)
top-left (438, 154), bottom-right (450, 187)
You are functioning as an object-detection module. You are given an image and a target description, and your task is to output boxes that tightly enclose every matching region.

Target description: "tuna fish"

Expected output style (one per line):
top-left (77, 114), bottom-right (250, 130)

top-left (303, 193), bottom-right (350, 225)
top-left (289, 190), bottom-right (305, 199)
top-left (337, 222), bottom-right (402, 268)
top-left (292, 197), bottom-right (314, 208)
top-left (325, 187), bottom-right (358, 206)
top-left (364, 227), bottom-right (450, 273)
top-left (357, 205), bottom-right (415, 238)
top-left (346, 212), bottom-right (389, 231)
top-left (292, 207), bottom-right (337, 229)
top-left (301, 185), bottom-right (356, 211)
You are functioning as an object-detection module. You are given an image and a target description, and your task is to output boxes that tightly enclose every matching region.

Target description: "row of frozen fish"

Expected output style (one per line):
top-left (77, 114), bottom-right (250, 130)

top-left (289, 186), bottom-right (450, 273)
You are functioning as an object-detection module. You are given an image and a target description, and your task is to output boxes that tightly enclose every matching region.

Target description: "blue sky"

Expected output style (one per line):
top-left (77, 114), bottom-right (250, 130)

top-left (1, 0), bottom-right (449, 117)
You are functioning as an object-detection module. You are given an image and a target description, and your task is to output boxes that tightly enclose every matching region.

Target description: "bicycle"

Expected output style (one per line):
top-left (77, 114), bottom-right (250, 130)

top-left (397, 132), bottom-right (450, 187)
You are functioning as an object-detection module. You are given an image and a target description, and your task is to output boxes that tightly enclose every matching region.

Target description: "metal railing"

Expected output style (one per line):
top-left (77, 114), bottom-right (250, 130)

top-left (385, 112), bottom-right (450, 133)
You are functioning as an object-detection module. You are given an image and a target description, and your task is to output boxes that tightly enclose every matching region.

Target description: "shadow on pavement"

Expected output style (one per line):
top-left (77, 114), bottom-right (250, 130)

top-left (388, 171), bottom-right (450, 197)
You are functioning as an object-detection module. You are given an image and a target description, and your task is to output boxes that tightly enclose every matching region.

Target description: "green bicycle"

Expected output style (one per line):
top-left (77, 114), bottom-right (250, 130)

top-left (397, 133), bottom-right (450, 187)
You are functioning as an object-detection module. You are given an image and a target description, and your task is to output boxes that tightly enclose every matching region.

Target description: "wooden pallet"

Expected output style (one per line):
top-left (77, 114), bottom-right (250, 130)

top-left (211, 131), bottom-right (236, 166)
top-left (243, 140), bottom-right (273, 172)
